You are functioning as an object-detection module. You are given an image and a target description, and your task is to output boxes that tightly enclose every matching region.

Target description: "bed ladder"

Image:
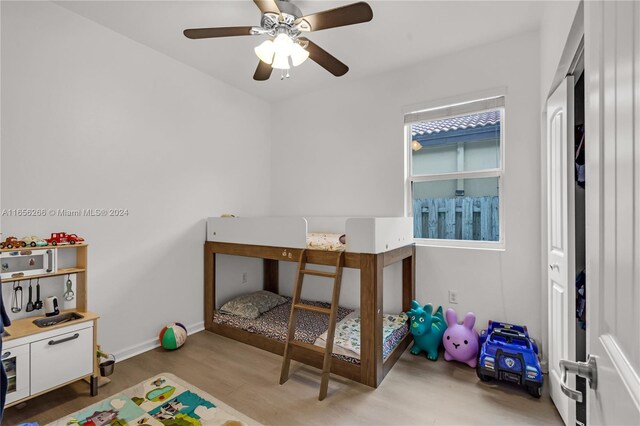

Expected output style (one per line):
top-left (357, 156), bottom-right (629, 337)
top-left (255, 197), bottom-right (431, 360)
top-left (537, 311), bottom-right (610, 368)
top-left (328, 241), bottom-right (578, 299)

top-left (279, 249), bottom-right (345, 400)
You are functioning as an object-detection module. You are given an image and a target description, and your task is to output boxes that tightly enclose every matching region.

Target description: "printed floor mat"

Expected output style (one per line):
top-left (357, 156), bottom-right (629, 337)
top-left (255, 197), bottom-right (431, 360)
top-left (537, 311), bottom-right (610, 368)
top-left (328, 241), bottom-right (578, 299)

top-left (49, 372), bottom-right (261, 426)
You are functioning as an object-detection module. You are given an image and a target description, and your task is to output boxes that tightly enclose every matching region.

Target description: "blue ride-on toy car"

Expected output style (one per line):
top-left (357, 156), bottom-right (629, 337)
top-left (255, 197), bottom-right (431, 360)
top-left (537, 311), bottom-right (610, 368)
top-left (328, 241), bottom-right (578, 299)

top-left (477, 321), bottom-right (543, 398)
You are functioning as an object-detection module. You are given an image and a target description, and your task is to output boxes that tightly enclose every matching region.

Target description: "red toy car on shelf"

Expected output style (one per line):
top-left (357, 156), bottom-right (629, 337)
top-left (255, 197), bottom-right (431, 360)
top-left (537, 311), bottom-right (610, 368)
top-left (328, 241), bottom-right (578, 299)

top-left (67, 233), bottom-right (85, 244)
top-left (46, 232), bottom-right (85, 246)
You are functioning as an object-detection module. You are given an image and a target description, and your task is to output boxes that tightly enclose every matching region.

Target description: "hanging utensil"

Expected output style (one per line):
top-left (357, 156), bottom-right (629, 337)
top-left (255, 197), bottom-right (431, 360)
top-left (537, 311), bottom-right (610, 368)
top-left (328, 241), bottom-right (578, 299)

top-left (34, 278), bottom-right (43, 310)
top-left (11, 282), bottom-right (23, 313)
top-left (26, 279), bottom-right (34, 312)
top-left (63, 274), bottom-right (75, 301)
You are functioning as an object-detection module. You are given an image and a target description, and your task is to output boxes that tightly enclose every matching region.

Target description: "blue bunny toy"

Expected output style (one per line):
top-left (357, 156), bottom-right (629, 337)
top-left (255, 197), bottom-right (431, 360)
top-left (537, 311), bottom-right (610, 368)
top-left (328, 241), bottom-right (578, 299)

top-left (407, 300), bottom-right (446, 360)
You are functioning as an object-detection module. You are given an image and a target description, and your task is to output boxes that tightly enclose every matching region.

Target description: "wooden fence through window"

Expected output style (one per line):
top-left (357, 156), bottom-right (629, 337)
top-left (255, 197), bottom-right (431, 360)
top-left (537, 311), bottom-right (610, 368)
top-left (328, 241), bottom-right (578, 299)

top-left (413, 196), bottom-right (499, 241)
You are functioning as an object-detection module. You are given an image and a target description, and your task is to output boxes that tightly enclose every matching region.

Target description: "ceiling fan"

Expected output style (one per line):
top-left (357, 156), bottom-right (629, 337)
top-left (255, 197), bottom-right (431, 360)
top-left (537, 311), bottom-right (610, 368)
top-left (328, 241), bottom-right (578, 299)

top-left (183, 0), bottom-right (373, 81)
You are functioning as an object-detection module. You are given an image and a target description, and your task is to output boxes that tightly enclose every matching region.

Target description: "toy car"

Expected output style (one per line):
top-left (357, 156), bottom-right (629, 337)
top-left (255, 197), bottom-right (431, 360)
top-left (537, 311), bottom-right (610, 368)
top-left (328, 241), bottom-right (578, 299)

top-left (21, 235), bottom-right (48, 247)
top-left (0, 236), bottom-right (27, 249)
top-left (66, 233), bottom-right (85, 245)
top-left (476, 321), bottom-right (543, 398)
top-left (46, 232), bottom-right (85, 246)
top-left (46, 232), bottom-right (70, 246)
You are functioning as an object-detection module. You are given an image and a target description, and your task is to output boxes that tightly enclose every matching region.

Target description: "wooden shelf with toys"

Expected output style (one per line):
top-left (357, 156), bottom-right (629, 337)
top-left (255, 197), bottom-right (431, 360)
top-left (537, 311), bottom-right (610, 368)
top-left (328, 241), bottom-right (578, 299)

top-left (1, 238), bottom-right (101, 407)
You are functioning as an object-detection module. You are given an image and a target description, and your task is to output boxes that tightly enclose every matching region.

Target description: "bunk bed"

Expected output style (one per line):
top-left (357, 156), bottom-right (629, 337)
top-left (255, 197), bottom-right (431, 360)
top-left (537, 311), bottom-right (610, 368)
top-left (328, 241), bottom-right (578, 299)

top-left (203, 216), bottom-right (415, 388)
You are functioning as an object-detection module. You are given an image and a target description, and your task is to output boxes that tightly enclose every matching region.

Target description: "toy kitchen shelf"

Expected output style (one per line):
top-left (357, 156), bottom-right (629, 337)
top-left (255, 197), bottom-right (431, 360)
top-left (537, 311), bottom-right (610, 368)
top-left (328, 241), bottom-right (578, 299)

top-left (1, 243), bottom-right (100, 407)
top-left (1, 244), bottom-right (87, 309)
top-left (2, 267), bottom-right (86, 283)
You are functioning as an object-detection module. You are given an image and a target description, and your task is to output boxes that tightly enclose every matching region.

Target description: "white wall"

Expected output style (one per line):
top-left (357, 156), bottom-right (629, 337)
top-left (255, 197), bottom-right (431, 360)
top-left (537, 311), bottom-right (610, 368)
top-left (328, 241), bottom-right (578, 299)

top-left (0, 1), bottom-right (271, 359)
top-left (270, 32), bottom-right (543, 341)
top-left (540, 0), bottom-right (582, 104)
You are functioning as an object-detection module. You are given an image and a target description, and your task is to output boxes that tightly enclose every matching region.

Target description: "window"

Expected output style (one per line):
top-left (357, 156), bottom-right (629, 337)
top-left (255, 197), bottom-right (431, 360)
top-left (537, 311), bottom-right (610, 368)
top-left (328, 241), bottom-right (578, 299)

top-left (405, 97), bottom-right (504, 246)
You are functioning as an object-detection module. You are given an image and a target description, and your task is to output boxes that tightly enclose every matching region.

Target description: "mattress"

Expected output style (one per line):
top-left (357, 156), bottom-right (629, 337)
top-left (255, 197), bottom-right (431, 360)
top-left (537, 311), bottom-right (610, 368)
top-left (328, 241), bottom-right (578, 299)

top-left (306, 232), bottom-right (346, 251)
top-left (213, 297), bottom-right (409, 365)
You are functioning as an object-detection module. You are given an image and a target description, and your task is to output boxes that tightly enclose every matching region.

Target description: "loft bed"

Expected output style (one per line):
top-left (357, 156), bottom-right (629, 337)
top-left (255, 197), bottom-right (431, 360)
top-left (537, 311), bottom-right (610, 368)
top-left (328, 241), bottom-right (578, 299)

top-left (203, 216), bottom-right (415, 388)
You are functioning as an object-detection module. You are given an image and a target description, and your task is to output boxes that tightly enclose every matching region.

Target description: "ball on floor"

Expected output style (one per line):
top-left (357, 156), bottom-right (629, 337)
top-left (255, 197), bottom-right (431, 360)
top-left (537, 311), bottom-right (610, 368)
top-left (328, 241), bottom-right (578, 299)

top-left (159, 322), bottom-right (187, 350)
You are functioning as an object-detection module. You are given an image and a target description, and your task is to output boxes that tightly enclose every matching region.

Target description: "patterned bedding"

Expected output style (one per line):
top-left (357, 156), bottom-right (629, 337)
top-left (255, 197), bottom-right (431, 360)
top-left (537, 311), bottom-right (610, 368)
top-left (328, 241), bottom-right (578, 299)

top-left (213, 297), bottom-right (409, 365)
top-left (306, 232), bottom-right (346, 251)
top-left (315, 312), bottom-right (409, 358)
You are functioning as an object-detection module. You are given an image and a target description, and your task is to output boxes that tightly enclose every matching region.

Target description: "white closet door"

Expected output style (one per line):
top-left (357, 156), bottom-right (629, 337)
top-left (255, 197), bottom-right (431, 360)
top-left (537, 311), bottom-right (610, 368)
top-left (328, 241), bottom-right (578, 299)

top-left (546, 75), bottom-right (576, 425)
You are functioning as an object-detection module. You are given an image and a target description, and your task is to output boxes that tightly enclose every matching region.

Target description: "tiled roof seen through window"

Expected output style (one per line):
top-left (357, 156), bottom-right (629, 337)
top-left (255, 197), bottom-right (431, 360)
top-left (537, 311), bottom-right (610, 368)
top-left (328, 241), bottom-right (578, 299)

top-left (411, 110), bottom-right (500, 136)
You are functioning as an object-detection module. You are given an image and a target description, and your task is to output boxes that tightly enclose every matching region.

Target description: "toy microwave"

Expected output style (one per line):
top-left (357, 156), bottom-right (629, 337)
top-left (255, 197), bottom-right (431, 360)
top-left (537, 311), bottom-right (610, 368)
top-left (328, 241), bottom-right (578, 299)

top-left (0, 248), bottom-right (57, 280)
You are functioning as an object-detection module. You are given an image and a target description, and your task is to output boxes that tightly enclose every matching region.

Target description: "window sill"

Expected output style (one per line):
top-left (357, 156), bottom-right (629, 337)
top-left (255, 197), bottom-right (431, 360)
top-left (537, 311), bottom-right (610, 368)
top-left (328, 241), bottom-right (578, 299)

top-left (414, 238), bottom-right (505, 251)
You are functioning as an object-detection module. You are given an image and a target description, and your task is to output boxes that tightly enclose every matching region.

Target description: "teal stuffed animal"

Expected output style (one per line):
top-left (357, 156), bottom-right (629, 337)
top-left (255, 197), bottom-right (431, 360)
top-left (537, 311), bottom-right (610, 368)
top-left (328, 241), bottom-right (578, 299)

top-left (407, 300), bottom-right (446, 360)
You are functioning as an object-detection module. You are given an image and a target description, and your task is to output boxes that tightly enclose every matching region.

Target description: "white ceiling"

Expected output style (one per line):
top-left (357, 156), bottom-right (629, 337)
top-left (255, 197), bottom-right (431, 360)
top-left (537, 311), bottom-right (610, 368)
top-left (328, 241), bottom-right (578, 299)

top-left (55, 1), bottom-right (544, 102)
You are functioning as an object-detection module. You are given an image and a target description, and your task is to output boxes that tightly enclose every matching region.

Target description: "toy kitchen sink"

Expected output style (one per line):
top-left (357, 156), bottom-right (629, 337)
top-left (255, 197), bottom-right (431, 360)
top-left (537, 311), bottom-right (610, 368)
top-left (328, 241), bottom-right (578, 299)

top-left (33, 312), bottom-right (84, 328)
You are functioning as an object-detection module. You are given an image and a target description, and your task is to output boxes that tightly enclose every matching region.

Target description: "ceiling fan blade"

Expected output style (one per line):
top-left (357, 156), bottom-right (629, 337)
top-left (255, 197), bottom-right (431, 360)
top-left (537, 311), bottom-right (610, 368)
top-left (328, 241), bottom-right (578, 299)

top-left (299, 37), bottom-right (348, 77)
top-left (253, 0), bottom-right (281, 15)
top-left (295, 2), bottom-right (373, 32)
top-left (253, 61), bottom-right (273, 81)
top-left (183, 26), bottom-right (254, 39)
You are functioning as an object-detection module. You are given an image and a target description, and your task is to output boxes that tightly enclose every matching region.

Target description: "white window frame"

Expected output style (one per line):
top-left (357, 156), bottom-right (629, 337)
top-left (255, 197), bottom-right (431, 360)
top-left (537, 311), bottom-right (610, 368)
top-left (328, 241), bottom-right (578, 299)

top-left (404, 93), bottom-right (506, 250)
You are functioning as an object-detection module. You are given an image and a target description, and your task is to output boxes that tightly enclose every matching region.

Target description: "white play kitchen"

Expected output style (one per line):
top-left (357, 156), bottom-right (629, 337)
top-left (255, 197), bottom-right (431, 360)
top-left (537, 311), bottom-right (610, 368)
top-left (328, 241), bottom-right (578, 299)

top-left (1, 242), bottom-right (99, 407)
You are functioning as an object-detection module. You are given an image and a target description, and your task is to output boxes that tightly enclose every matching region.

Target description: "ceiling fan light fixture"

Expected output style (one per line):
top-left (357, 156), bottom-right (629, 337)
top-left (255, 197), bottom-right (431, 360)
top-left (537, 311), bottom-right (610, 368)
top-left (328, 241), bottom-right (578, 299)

top-left (254, 39), bottom-right (275, 64)
top-left (290, 43), bottom-right (309, 67)
top-left (271, 52), bottom-right (291, 70)
top-left (273, 33), bottom-right (294, 56)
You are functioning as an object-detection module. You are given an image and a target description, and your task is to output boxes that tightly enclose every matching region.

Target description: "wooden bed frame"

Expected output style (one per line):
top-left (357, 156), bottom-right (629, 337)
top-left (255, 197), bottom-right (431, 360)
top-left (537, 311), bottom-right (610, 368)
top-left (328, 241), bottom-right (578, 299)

top-left (204, 241), bottom-right (415, 388)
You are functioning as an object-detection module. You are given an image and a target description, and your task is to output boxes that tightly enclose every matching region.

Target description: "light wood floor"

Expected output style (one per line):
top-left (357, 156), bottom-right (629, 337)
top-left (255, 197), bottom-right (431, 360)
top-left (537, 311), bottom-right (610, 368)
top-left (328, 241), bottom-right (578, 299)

top-left (5, 331), bottom-right (563, 425)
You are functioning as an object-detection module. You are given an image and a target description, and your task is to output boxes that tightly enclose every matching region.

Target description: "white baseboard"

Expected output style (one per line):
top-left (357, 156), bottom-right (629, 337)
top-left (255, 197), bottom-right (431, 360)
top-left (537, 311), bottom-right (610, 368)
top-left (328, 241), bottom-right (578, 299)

top-left (187, 321), bottom-right (205, 335)
top-left (113, 321), bottom-right (205, 362)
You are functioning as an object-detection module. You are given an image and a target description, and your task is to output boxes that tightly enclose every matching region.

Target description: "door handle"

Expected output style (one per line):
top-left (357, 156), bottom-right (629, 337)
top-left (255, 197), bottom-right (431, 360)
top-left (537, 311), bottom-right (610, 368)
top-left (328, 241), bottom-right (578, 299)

top-left (549, 263), bottom-right (560, 271)
top-left (559, 355), bottom-right (597, 403)
top-left (48, 333), bottom-right (80, 346)
top-left (1, 351), bottom-right (11, 360)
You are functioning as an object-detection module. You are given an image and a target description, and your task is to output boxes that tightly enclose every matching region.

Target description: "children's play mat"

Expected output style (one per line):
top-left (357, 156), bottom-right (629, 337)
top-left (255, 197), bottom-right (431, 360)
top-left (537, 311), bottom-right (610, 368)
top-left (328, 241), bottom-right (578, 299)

top-left (48, 373), bottom-right (261, 426)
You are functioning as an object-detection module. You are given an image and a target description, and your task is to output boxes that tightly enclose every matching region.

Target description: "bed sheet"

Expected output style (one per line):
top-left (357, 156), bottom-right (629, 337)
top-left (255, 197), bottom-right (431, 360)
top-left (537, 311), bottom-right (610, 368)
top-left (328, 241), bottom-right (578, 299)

top-left (315, 311), bottom-right (408, 360)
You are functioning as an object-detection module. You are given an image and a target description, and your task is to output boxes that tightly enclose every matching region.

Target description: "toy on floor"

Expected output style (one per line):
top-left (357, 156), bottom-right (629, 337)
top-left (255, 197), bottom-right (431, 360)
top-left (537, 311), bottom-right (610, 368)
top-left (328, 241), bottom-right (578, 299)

top-left (159, 322), bottom-right (187, 350)
top-left (443, 308), bottom-right (480, 367)
top-left (97, 350), bottom-right (116, 377)
top-left (407, 300), bottom-right (446, 360)
top-left (477, 321), bottom-right (543, 398)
